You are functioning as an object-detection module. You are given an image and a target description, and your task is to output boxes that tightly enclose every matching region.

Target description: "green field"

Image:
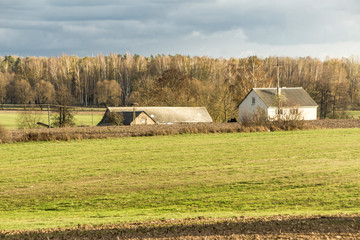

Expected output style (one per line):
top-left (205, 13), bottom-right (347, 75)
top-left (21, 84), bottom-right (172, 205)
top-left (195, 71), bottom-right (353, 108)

top-left (1, 129), bottom-right (360, 230)
top-left (0, 112), bottom-right (104, 129)
top-left (348, 110), bottom-right (360, 119)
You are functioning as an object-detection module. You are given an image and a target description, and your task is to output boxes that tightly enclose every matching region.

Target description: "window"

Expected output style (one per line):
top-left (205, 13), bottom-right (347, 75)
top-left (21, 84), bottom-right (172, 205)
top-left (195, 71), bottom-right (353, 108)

top-left (252, 97), bottom-right (255, 105)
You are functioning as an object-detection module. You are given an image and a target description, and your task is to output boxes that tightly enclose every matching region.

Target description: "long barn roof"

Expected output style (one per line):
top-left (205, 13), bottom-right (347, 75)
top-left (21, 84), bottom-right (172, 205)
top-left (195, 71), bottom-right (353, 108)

top-left (252, 87), bottom-right (318, 107)
top-left (106, 107), bottom-right (213, 124)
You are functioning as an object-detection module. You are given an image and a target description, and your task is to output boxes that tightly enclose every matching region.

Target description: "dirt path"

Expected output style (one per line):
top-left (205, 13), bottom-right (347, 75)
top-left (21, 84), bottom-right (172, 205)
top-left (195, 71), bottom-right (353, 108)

top-left (2, 214), bottom-right (360, 239)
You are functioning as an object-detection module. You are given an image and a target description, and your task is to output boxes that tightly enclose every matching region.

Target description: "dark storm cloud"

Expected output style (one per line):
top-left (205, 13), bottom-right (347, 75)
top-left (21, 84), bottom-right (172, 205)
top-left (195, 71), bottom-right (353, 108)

top-left (1, 0), bottom-right (360, 58)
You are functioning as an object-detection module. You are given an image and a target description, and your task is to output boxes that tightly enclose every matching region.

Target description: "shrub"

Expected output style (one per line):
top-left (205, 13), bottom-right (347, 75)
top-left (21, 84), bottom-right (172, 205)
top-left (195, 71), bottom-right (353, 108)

top-left (17, 110), bottom-right (42, 129)
top-left (52, 107), bottom-right (75, 128)
top-left (108, 112), bottom-right (124, 126)
top-left (241, 107), bottom-right (268, 127)
top-left (331, 111), bottom-right (353, 119)
top-left (0, 125), bottom-right (9, 143)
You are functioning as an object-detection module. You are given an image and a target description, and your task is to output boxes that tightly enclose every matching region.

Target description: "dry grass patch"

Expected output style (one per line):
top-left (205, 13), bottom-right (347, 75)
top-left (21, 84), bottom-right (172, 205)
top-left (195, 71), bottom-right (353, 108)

top-left (2, 119), bottom-right (360, 144)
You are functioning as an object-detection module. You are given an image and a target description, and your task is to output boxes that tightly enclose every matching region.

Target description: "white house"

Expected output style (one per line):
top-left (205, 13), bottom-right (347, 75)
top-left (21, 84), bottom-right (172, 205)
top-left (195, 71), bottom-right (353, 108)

top-left (238, 87), bottom-right (318, 121)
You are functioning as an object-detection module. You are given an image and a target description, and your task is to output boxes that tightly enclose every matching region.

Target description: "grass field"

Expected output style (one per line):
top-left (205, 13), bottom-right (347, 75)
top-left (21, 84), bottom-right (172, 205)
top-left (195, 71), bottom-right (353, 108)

top-left (1, 129), bottom-right (360, 231)
top-left (0, 112), bottom-right (104, 129)
top-left (348, 110), bottom-right (360, 119)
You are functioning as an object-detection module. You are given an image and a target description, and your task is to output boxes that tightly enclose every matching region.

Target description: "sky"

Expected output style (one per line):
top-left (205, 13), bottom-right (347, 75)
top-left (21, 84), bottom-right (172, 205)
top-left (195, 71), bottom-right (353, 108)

top-left (1, 0), bottom-right (360, 59)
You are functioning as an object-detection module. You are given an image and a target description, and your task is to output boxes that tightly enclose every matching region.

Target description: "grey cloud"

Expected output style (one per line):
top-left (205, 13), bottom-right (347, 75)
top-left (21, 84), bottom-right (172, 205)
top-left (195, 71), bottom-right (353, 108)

top-left (166, 0), bottom-right (360, 45)
top-left (1, 0), bottom-right (360, 58)
top-left (47, 0), bottom-right (120, 7)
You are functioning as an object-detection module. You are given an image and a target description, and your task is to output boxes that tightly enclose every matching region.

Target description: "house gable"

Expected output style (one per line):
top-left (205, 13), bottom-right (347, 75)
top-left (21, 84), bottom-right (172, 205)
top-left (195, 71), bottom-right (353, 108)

top-left (238, 89), bottom-right (268, 121)
top-left (130, 112), bottom-right (156, 125)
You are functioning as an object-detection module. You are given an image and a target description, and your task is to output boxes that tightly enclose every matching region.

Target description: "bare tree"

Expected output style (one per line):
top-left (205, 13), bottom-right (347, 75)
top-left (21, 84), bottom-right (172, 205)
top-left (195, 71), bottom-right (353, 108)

top-left (1, 54), bottom-right (359, 121)
top-left (7, 79), bottom-right (32, 104)
top-left (0, 72), bottom-right (10, 105)
top-left (34, 80), bottom-right (55, 105)
top-left (17, 109), bottom-right (42, 129)
top-left (96, 80), bottom-right (122, 107)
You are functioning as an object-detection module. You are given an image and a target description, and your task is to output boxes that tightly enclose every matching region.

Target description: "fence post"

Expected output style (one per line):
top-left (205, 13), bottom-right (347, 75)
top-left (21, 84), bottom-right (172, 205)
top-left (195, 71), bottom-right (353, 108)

top-left (47, 104), bottom-right (50, 128)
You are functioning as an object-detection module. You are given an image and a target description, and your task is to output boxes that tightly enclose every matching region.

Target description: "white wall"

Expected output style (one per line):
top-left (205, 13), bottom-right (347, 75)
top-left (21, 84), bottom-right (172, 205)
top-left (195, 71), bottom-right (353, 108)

top-left (267, 107), bottom-right (277, 120)
top-left (238, 90), bottom-right (268, 121)
top-left (265, 107), bottom-right (317, 121)
top-left (300, 107), bottom-right (317, 120)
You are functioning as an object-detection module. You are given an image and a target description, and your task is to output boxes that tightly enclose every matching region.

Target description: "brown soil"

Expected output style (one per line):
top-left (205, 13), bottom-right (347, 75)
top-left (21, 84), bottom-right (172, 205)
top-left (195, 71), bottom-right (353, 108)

top-left (1, 214), bottom-right (360, 239)
top-left (305, 119), bottom-right (360, 129)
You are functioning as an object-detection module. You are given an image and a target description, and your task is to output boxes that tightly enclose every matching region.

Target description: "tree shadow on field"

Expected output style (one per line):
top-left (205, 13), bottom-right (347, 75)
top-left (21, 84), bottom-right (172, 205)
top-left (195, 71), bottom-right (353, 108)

top-left (2, 215), bottom-right (360, 239)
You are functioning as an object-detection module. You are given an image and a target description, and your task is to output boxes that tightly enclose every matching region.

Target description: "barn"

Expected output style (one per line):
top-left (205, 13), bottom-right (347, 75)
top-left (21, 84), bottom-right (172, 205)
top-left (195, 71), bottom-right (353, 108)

top-left (238, 87), bottom-right (318, 121)
top-left (97, 107), bottom-right (213, 126)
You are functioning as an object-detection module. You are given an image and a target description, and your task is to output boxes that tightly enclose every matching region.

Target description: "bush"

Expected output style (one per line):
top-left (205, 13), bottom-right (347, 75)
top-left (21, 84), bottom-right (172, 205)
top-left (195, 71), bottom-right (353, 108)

top-left (17, 111), bottom-right (42, 129)
top-left (272, 119), bottom-right (305, 131)
top-left (52, 107), bottom-right (75, 128)
top-left (331, 111), bottom-right (353, 119)
top-left (0, 125), bottom-right (9, 143)
top-left (268, 107), bottom-right (306, 131)
top-left (241, 107), bottom-right (268, 127)
top-left (108, 112), bottom-right (124, 126)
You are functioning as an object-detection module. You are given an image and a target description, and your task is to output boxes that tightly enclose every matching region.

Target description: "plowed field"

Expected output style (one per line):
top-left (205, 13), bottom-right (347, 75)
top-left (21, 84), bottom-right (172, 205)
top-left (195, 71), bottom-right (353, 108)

top-left (2, 215), bottom-right (360, 239)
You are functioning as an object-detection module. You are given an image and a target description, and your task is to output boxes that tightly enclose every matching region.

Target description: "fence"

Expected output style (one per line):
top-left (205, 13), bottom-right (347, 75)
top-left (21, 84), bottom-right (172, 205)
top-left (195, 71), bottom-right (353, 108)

top-left (0, 104), bottom-right (106, 129)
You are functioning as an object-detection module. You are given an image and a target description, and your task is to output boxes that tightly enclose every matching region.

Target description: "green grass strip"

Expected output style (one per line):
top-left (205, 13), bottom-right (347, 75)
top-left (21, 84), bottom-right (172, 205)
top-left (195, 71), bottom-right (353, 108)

top-left (0, 129), bottom-right (359, 230)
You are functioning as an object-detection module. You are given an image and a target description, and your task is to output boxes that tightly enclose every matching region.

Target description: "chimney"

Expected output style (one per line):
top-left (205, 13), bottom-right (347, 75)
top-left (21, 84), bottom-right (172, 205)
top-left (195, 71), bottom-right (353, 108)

top-left (133, 107), bottom-right (136, 122)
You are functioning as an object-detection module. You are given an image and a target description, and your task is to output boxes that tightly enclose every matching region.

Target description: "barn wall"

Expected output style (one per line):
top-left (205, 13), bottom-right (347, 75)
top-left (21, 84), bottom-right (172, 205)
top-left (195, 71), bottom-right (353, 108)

top-left (130, 112), bottom-right (156, 125)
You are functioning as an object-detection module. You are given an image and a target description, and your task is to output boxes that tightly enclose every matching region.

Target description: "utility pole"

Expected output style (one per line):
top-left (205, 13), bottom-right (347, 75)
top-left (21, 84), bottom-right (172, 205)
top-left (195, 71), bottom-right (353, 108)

top-left (275, 58), bottom-right (282, 119)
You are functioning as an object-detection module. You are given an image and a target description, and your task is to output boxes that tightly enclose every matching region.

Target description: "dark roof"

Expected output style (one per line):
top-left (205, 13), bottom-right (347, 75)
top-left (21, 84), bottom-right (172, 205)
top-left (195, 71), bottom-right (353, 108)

top-left (106, 107), bottom-right (213, 124)
top-left (98, 109), bottom-right (151, 126)
top-left (253, 87), bottom-right (318, 107)
top-left (97, 110), bottom-right (153, 126)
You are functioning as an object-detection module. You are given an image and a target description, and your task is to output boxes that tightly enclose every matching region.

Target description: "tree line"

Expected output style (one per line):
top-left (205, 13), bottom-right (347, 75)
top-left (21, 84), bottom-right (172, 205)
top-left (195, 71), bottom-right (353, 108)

top-left (0, 54), bottom-right (359, 122)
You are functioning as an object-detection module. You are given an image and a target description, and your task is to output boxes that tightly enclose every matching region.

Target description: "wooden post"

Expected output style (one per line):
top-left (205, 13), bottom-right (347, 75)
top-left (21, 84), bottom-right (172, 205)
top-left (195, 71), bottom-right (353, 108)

top-left (47, 104), bottom-right (50, 128)
top-left (59, 107), bottom-right (62, 127)
top-left (133, 107), bottom-right (136, 123)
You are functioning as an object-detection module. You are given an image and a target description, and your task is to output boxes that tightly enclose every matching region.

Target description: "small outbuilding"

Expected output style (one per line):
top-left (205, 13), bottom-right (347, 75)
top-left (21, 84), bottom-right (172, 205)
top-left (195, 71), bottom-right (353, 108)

top-left (97, 107), bottom-right (213, 126)
top-left (238, 87), bottom-right (318, 121)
